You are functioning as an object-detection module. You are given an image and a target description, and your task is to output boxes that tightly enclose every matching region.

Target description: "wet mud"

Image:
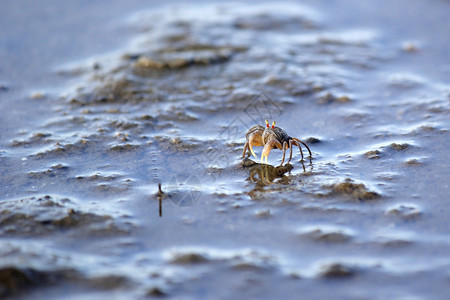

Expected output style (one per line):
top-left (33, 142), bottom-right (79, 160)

top-left (1, 1), bottom-right (449, 299)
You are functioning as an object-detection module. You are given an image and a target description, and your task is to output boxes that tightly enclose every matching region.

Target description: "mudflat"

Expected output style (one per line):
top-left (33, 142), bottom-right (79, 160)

top-left (0, 1), bottom-right (449, 299)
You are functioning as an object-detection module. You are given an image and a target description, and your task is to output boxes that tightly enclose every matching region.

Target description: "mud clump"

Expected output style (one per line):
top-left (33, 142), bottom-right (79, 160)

top-left (364, 150), bottom-right (381, 159)
top-left (389, 143), bottom-right (410, 151)
top-left (134, 48), bottom-right (233, 70)
top-left (318, 92), bottom-right (352, 105)
top-left (0, 267), bottom-right (78, 298)
top-left (327, 178), bottom-right (379, 200)
top-left (147, 287), bottom-right (167, 297)
top-left (154, 136), bottom-right (201, 152)
top-left (109, 143), bottom-right (140, 152)
top-left (169, 253), bottom-right (208, 265)
top-left (386, 203), bottom-right (422, 219)
top-left (305, 137), bottom-right (321, 144)
top-left (131, 43), bottom-right (248, 75)
top-left (300, 225), bottom-right (353, 243)
top-left (404, 158), bottom-right (423, 165)
top-left (319, 263), bottom-right (355, 278)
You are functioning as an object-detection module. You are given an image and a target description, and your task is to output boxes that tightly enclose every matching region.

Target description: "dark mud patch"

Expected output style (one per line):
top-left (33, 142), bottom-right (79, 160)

top-left (317, 92), bottom-right (352, 105)
top-left (0, 266), bottom-right (78, 299)
top-left (318, 262), bottom-right (356, 278)
top-left (0, 266), bottom-right (132, 299)
top-left (109, 143), bottom-right (140, 152)
top-left (169, 253), bottom-right (209, 265)
top-left (298, 225), bottom-right (354, 243)
top-left (146, 286), bottom-right (167, 298)
top-left (323, 178), bottom-right (380, 200)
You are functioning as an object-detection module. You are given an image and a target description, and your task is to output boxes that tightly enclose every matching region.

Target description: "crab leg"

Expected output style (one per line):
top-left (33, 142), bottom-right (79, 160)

top-left (287, 139), bottom-right (294, 164)
top-left (292, 137), bottom-right (312, 163)
top-left (292, 140), bottom-right (304, 161)
top-left (249, 142), bottom-right (258, 159)
top-left (280, 141), bottom-right (288, 166)
top-left (242, 142), bottom-right (249, 158)
top-left (261, 139), bottom-right (282, 165)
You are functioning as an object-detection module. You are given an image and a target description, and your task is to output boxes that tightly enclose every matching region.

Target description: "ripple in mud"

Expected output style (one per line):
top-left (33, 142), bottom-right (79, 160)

top-left (32, 140), bottom-right (93, 159)
top-left (298, 224), bottom-right (355, 243)
top-left (28, 163), bottom-right (69, 178)
top-left (370, 229), bottom-right (415, 248)
top-left (385, 203), bottom-right (422, 219)
top-left (165, 247), bottom-right (277, 272)
top-left (0, 195), bottom-right (133, 237)
top-left (10, 132), bottom-right (53, 147)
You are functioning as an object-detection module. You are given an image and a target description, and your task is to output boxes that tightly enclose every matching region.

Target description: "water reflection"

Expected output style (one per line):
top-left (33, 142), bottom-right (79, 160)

top-left (244, 159), bottom-right (295, 186)
top-left (242, 157), bottom-right (313, 186)
top-left (157, 183), bottom-right (164, 217)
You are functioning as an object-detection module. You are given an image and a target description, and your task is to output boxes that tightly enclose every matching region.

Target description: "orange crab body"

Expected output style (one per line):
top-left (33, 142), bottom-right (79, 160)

top-left (242, 120), bottom-right (312, 166)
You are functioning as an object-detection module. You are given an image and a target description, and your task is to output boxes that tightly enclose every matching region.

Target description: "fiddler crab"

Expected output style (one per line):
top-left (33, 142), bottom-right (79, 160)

top-left (242, 120), bottom-right (312, 166)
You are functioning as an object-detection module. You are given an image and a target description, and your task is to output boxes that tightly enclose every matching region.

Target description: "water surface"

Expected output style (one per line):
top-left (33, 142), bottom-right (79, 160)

top-left (0, 1), bottom-right (449, 299)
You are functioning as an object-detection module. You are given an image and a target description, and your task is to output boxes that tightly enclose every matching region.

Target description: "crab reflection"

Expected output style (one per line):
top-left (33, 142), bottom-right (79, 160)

top-left (243, 158), bottom-right (307, 186)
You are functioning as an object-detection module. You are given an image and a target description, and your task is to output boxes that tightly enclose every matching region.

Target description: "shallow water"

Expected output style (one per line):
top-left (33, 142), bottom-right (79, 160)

top-left (1, 1), bottom-right (449, 299)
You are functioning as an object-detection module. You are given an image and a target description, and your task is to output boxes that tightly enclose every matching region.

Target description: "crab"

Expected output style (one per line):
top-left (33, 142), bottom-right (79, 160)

top-left (242, 120), bottom-right (312, 166)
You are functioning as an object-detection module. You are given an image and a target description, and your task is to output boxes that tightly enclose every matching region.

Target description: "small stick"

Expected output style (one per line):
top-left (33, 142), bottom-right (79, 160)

top-left (157, 183), bottom-right (164, 217)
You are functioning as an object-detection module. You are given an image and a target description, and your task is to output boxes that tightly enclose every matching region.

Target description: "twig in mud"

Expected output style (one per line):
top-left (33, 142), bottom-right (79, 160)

top-left (157, 183), bottom-right (164, 217)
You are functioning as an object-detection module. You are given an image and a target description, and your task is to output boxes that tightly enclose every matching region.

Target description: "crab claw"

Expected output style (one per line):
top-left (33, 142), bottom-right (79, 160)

top-left (261, 139), bottom-right (282, 165)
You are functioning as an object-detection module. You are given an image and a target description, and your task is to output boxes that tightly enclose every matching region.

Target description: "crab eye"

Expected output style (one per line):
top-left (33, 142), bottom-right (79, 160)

top-left (272, 121), bottom-right (276, 129)
top-left (265, 120), bottom-right (269, 128)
